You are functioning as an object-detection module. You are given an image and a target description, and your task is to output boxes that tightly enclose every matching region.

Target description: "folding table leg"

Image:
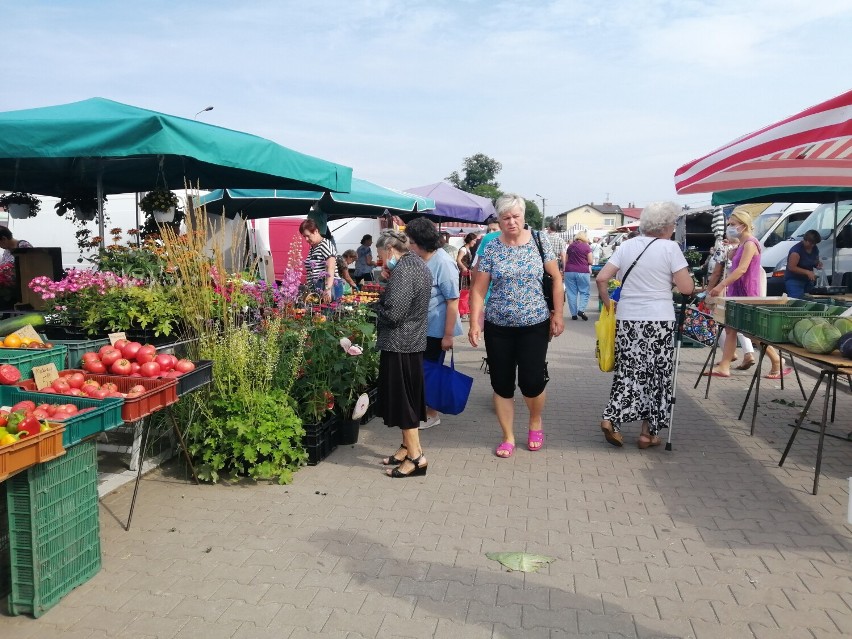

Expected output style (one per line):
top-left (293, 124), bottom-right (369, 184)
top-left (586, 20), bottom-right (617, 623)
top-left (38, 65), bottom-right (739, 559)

top-left (697, 330), bottom-right (722, 398)
top-left (789, 355), bottom-right (807, 400)
top-left (125, 417), bottom-right (150, 531)
top-left (165, 407), bottom-right (199, 485)
top-left (812, 373), bottom-right (834, 495)
top-left (748, 344), bottom-right (768, 436)
top-left (780, 371), bottom-right (825, 467)
top-left (738, 343), bottom-right (767, 423)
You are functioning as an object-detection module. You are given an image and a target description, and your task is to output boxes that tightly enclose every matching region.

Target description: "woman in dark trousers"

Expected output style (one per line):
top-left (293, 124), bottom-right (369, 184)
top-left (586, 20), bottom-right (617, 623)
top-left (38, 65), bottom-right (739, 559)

top-left (468, 193), bottom-right (564, 458)
top-left (375, 230), bottom-right (433, 478)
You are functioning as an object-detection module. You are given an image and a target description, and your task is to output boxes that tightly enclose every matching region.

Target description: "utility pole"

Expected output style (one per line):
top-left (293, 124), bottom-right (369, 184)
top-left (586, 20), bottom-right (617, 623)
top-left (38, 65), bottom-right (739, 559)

top-left (535, 193), bottom-right (547, 229)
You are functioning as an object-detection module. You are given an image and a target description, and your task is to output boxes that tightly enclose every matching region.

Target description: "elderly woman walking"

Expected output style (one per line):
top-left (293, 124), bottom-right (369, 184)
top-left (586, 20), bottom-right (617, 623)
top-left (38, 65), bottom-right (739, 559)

top-left (595, 202), bottom-right (696, 448)
top-left (564, 231), bottom-right (593, 320)
top-left (468, 193), bottom-right (564, 458)
top-left (375, 230), bottom-right (433, 477)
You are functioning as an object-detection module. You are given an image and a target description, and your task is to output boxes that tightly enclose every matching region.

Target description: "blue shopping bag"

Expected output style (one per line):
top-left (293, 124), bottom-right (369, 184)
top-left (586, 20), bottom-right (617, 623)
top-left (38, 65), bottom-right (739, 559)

top-left (423, 351), bottom-right (473, 415)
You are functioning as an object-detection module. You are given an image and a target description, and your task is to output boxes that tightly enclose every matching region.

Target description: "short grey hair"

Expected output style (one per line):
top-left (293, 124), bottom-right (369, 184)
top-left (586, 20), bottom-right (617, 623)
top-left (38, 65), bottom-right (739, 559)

top-left (638, 201), bottom-right (681, 237)
top-left (495, 193), bottom-right (526, 218)
top-left (376, 229), bottom-right (409, 253)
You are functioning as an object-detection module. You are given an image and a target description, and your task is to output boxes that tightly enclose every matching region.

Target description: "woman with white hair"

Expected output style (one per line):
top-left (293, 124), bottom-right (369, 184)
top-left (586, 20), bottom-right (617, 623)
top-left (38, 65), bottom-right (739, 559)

top-left (564, 230), bottom-right (593, 320)
top-left (469, 193), bottom-right (564, 457)
top-left (595, 201), bottom-right (696, 449)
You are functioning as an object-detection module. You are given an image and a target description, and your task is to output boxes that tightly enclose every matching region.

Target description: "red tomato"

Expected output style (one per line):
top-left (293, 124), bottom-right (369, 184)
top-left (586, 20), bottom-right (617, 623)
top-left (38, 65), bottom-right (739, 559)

top-left (67, 388), bottom-right (84, 396)
top-left (99, 344), bottom-right (116, 356)
top-left (101, 382), bottom-right (119, 393)
top-left (90, 389), bottom-right (109, 399)
top-left (154, 354), bottom-right (174, 371)
top-left (83, 360), bottom-right (107, 374)
top-left (129, 384), bottom-right (147, 394)
top-left (58, 404), bottom-right (79, 415)
top-left (137, 344), bottom-right (157, 360)
top-left (32, 408), bottom-right (50, 420)
top-left (51, 378), bottom-right (71, 394)
top-left (130, 362), bottom-right (141, 374)
top-left (11, 400), bottom-right (35, 413)
top-left (120, 341), bottom-right (142, 360)
top-left (174, 359), bottom-right (196, 373)
top-left (100, 348), bottom-right (122, 367)
top-left (106, 391), bottom-right (125, 398)
top-left (135, 349), bottom-right (156, 364)
top-left (110, 359), bottom-right (133, 375)
top-left (82, 379), bottom-right (100, 391)
top-left (140, 361), bottom-right (161, 378)
top-left (68, 372), bottom-right (86, 389)
top-left (113, 339), bottom-right (129, 350)
top-left (81, 352), bottom-right (101, 363)
top-left (0, 363), bottom-right (22, 385)
top-left (39, 387), bottom-right (57, 394)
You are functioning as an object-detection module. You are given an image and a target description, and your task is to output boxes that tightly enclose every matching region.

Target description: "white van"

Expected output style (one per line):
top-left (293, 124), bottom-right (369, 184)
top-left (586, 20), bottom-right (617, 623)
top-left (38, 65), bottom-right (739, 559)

top-left (762, 200), bottom-right (852, 295)
top-left (753, 202), bottom-right (817, 250)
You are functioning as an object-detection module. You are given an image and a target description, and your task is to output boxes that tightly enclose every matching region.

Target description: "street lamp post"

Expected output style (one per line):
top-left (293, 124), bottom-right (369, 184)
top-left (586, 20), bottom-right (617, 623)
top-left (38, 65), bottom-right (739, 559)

top-left (194, 106), bottom-right (214, 119)
top-left (535, 193), bottom-right (547, 229)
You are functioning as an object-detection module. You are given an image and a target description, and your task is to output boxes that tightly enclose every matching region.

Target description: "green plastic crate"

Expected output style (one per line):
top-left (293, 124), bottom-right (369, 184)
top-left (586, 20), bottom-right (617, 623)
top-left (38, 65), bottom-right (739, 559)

top-left (50, 338), bottom-right (110, 368)
top-left (5, 440), bottom-right (101, 617)
top-left (0, 481), bottom-right (9, 599)
top-left (750, 304), bottom-right (843, 342)
top-left (0, 386), bottom-right (123, 448)
top-left (0, 346), bottom-right (68, 380)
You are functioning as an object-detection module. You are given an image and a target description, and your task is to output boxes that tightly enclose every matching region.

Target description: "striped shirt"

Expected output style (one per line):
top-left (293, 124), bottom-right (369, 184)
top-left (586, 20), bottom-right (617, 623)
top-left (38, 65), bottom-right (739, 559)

top-left (304, 239), bottom-right (336, 288)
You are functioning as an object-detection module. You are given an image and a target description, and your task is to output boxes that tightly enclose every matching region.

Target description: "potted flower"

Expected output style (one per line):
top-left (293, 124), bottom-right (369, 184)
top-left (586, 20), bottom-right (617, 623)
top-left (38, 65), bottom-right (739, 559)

top-left (0, 192), bottom-right (41, 219)
top-left (55, 192), bottom-right (105, 222)
top-left (140, 188), bottom-right (180, 223)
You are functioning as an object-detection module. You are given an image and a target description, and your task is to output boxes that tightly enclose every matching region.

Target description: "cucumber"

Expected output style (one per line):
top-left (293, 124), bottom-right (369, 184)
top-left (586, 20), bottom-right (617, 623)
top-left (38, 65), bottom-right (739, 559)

top-left (0, 313), bottom-right (45, 337)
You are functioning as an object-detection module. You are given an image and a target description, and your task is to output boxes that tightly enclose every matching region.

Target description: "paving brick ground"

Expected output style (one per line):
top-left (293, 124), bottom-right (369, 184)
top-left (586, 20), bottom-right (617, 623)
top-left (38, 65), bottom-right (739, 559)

top-left (2, 298), bottom-right (851, 638)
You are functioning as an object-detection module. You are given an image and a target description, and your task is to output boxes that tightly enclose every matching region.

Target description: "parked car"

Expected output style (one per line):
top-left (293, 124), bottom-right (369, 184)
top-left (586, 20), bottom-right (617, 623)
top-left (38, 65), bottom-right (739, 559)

top-left (753, 202), bottom-right (817, 250)
top-left (762, 200), bottom-right (852, 295)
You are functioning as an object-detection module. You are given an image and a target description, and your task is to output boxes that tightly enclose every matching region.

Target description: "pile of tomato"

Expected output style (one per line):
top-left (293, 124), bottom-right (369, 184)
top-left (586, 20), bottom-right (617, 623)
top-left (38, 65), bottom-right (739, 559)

top-left (0, 401), bottom-right (68, 447)
top-left (80, 340), bottom-right (196, 378)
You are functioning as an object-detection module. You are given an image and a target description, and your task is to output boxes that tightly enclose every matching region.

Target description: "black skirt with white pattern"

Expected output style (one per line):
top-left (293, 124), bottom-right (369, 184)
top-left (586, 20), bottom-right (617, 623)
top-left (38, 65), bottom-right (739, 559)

top-left (601, 320), bottom-right (675, 435)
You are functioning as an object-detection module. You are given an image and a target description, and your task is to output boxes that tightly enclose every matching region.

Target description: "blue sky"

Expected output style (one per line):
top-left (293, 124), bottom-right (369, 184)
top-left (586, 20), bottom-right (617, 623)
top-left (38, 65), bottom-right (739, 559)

top-left (3, 0), bottom-right (852, 215)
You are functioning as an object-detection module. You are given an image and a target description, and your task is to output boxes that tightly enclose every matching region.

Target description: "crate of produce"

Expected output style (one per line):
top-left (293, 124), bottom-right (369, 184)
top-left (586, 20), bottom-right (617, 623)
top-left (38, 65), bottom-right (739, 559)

top-left (50, 338), bottom-right (111, 368)
top-left (5, 440), bottom-right (101, 617)
top-left (750, 303), bottom-right (844, 342)
top-left (0, 345), bottom-right (68, 380)
top-left (0, 481), bottom-right (8, 599)
top-left (302, 415), bottom-right (337, 465)
top-left (19, 371), bottom-right (177, 423)
top-left (176, 360), bottom-right (213, 396)
top-left (1, 385), bottom-right (123, 448)
top-left (0, 425), bottom-right (66, 482)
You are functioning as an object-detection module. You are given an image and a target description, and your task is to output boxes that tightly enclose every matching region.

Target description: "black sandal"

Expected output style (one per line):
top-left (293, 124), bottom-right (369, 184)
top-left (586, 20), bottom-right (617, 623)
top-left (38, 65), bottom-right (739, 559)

top-left (381, 445), bottom-right (407, 466)
top-left (388, 454), bottom-right (427, 478)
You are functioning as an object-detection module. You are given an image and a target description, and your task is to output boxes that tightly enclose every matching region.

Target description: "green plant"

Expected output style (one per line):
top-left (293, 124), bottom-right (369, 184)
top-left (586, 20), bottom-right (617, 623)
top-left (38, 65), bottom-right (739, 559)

top-left (140, 188), bottom-right (180, 214)
top-left (684, 249), bottom-right (702, 266)
top-left (0, 192), bottom-right (41, 216)
top-left (55, 191), bottom-right (106, 218)
top-left (87, 284), bottom-right (181, 335)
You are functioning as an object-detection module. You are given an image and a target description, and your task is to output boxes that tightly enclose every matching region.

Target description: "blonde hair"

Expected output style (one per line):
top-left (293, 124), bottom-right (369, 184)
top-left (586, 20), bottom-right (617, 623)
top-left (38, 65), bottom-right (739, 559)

top-left (574, 231), bottom-right (589, 244)
top-left (729, 209), bottom-right (753, 230)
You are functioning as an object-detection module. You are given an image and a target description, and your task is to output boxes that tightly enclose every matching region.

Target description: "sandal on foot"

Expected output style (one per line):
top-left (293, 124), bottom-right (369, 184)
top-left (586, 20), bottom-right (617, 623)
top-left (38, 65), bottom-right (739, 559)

top-left (495, 441), bottom-right (515, 458)
top-left (381, 445), bottom-right (406, 466)
top-left (528, 429), bottom-right (544, 451)
top-left (734, 359), bottom-right (756, 370)
top-left (387, 454), bottom-right (427, 478)
top-left (600, 421), bottom-right (623, 447)
top-left (764, 366), bottom-right (793, 380)
top-left (637, 434), bottom-right (662, 449)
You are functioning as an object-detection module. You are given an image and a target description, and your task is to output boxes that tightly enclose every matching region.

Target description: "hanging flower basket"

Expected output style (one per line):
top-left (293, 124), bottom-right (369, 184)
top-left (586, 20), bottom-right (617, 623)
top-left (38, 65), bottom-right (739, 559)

top-left (153, 207), bottom-right (176, 223)
top-left (0, 192), bottom-right (41, 219)
top-left (74, 206), bottom-right (97, 222)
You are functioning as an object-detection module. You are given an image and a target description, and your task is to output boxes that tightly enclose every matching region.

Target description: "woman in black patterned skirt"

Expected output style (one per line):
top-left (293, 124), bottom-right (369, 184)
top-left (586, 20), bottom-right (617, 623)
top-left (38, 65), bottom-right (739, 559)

top-left (594, 202), bottom-right (696, 449)
top-left (374, 230), bottom-right (433, 477)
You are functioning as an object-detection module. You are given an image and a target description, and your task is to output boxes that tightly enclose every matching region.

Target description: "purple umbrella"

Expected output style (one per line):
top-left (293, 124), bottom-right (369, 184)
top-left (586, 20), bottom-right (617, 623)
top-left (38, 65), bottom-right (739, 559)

top-left (405, 182), bottom-right (496, 223)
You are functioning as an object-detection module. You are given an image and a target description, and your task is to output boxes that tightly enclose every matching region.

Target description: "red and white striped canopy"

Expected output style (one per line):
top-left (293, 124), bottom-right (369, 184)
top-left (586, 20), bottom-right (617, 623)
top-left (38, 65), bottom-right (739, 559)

top-left (675, 89), bottom-right (852, 195)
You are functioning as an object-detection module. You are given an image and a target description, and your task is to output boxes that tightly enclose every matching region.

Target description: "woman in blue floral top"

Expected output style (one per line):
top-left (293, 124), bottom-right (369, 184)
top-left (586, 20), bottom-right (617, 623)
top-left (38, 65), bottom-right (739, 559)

top-left (468, 194), bottom-right (564, 458)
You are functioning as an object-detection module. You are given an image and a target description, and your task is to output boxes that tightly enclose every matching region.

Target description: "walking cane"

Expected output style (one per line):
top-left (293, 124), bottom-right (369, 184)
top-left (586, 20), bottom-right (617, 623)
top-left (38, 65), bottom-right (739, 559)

top-left (666, 294), bottom-right (700, 451)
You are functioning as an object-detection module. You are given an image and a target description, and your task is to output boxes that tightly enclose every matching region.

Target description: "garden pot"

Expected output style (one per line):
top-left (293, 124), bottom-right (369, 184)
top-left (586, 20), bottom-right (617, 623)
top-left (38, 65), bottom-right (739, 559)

top-left (153, 207), bottom-right (176, 223)
top-left (335, 418), bottom-right (360, 446)
top-left (7, 203), bottom-right (32, 219)
top-left (74, 207), bottom-right (97, 222)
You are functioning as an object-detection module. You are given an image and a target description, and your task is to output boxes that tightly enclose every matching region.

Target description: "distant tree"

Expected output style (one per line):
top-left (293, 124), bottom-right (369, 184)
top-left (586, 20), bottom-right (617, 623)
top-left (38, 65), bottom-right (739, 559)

top-left (446, 153), bottom-right (502, 193)
top-left (525, 200), bottom-right (542, 230)
top-left (543, 215), bottom-right (555, 228)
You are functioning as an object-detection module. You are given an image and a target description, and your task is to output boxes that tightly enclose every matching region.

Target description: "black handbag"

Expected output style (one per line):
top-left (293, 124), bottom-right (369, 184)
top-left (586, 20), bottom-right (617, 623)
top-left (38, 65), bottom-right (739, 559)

top-left (533, 231), bottom-right (555, 311)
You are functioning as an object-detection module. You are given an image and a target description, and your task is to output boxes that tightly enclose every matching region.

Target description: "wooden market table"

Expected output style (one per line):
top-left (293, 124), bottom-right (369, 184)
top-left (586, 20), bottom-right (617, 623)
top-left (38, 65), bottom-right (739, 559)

top-left (696, 324), bottom-right (852, 495)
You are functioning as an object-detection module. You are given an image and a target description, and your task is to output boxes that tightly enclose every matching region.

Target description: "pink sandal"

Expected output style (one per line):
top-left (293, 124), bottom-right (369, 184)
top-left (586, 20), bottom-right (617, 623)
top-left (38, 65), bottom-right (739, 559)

top-left (528, 429), bottom-right (544, 451)
top-left (495, 442), bottom-right (515, 458)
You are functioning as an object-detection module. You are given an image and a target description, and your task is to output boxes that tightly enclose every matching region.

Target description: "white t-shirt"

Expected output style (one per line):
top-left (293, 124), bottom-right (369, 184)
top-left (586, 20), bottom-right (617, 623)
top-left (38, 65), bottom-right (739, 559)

top-left (608, 236), bottom-right (688, 321)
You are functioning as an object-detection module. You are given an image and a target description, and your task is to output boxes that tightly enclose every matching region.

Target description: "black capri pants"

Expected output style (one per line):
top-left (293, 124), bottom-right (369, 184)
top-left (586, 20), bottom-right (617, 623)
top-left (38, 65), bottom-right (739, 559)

top-left (483, 319), bottom-right (550, 399)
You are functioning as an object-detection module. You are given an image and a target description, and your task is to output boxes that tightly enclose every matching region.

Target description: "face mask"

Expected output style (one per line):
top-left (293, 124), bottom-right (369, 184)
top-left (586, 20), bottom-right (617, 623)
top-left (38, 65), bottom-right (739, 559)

top-left (726, 226), bottom-right (741, 239)
top-left (387, 256), bottom-right (398, 270)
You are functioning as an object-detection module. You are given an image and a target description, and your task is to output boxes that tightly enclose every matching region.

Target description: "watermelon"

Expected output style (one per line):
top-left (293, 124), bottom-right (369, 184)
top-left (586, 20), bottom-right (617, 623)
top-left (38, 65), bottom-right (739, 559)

top-left (802, 323), bottom-right (842, 354)
top-left (839, 331), bottom-right (852, 359)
